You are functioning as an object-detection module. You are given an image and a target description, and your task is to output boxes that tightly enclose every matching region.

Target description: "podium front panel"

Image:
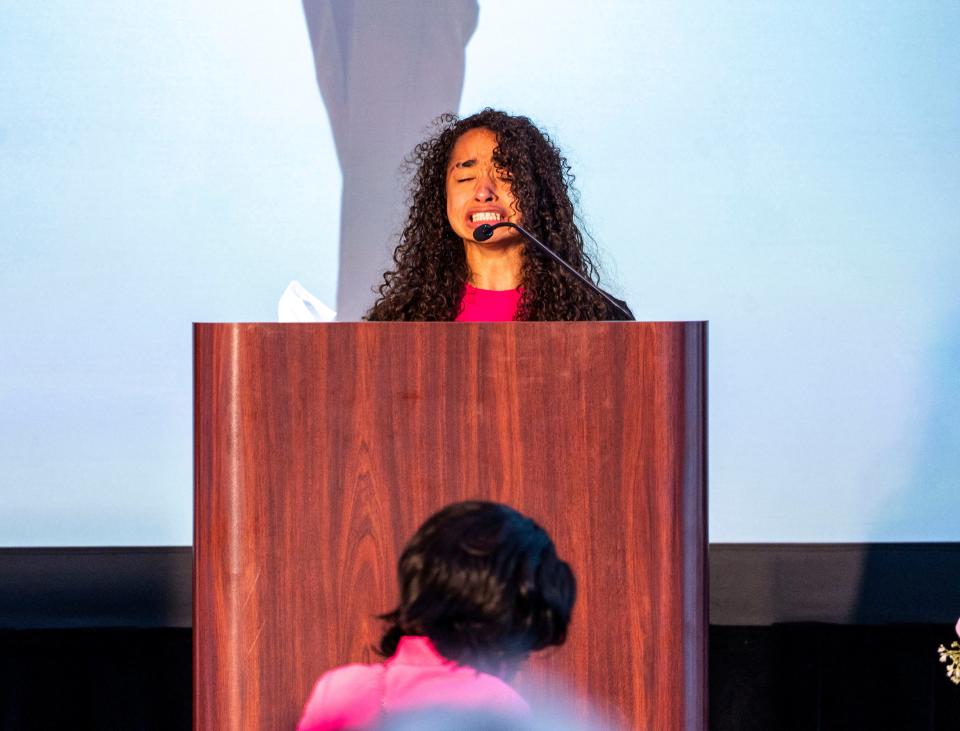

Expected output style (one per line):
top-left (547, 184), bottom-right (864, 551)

top-left (194, 322), bottom-right (707, 730)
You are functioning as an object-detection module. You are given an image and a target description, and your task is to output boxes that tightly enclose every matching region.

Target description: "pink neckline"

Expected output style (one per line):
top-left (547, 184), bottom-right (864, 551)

top-left (464, 283), bottom-right (521, 296)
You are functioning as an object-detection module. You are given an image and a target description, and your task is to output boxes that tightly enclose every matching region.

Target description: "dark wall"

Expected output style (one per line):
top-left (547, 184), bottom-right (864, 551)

top-left (3, 545), bottom-right (960, 728)
top-left (0, 628), bottom-right (191, 731)
top-left (3, 625), bottom-right (959, 730)
top-left (3, 544), bottom-right (959, 629)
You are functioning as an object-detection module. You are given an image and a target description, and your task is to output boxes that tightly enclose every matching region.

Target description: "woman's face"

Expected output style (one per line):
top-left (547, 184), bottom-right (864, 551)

top-left (445, 127), bottom-right (522, 247)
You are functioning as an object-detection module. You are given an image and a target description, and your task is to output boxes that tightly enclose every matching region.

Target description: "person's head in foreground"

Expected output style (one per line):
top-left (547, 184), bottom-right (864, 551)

top-left (365, 108), bottom-right (621, 321)
top-left (380, 500), bottom-right (575, 675)
top-left (297, 501), bottom-right (576, 731)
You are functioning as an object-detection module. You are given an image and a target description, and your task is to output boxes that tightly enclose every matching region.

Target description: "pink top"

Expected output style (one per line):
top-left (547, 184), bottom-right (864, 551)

top-left (297, 636), bottom-right (529, 731)
top-left (455, 283), bottom-right (522, 322)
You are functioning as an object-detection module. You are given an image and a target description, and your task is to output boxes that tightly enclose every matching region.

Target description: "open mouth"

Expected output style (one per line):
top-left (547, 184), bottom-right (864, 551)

top-left (469, 211), bottom-right (505, 224)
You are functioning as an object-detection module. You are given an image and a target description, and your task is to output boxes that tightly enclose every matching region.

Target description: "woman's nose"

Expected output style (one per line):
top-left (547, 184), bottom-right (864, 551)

top-left (473, 174), bottom-right (498, 201)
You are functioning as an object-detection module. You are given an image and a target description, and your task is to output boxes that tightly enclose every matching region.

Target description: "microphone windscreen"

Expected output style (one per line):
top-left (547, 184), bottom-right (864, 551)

top-left (473, 224), bottom-right (494, 242)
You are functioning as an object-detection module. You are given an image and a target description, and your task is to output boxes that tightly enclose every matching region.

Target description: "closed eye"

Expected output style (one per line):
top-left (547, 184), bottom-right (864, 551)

top-left (456, 177), bottom-right (475, 183)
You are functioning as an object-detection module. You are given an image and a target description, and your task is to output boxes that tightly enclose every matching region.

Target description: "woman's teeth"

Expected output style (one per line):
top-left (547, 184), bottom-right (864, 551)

top-left (471, 212), bottom-right (502, 222)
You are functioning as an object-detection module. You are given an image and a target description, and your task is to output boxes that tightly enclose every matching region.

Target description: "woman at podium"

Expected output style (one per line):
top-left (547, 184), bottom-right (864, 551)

top-left (364, 109), bottom-right (633, 322)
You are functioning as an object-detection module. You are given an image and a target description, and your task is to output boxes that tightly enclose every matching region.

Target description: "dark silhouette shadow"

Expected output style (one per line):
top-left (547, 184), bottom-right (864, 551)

top-left (302, 0), bottom-right (479, 320)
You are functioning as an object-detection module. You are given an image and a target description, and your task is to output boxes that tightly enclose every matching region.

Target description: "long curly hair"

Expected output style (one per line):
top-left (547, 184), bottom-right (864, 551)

top-left (365, 109), bottom-right (612, 321)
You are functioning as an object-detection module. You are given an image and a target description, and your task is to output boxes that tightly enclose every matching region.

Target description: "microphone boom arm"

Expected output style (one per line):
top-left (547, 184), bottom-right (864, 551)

top-left (474, 222), bottom-right (632, 320)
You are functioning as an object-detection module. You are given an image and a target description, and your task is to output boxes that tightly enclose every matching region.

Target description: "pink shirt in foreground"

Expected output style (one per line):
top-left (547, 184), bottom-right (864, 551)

top-left (455, 283), bottom-right (521, 322)
top-left (297, 636), bottom-right (529, 731)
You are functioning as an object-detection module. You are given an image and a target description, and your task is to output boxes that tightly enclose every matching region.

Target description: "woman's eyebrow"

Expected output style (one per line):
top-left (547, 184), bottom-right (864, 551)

top-left (450, 158), bottom-right (477, 171)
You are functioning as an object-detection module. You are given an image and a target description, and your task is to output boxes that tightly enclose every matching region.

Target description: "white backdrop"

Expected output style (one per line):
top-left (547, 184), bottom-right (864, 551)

top-left (1, 1), bottom-right (957, 545)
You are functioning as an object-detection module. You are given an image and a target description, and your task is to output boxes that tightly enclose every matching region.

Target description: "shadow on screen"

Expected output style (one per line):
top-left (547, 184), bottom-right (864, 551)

top-left (301, 0), bottom-right (479, 320)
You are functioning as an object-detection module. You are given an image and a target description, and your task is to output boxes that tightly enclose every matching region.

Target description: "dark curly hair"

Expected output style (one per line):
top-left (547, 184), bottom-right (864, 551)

top-left (378, 501), bottom-right (576, 677)
top-left (365, 109), bottom-right (617, 321)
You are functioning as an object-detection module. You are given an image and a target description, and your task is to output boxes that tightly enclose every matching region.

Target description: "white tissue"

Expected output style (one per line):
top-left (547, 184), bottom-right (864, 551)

top-left (278, 281), bottom-right (337, 323)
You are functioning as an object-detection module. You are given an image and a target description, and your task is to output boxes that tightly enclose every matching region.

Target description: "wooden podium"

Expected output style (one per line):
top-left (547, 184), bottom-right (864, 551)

top-left (194, 322), bottom-right (707, 730)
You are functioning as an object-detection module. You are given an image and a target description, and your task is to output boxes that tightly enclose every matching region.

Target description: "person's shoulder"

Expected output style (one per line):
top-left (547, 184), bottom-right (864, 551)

top-left (604, 293), bottom-right (635, 321)
top-left (436, 664), bottom-right (530, 715)
top-left (471, 670), bottom-right (530, 713)
top-left (297, 662), bottom-right (383, 731)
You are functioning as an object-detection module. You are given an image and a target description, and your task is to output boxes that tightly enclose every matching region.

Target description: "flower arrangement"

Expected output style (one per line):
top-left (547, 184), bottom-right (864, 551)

top-left (939, 618), bottom-right (960, 685)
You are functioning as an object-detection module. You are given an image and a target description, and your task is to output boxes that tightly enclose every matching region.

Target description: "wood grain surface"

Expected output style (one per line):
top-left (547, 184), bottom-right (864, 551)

top-left (194, 322), bottom-right (707, 730)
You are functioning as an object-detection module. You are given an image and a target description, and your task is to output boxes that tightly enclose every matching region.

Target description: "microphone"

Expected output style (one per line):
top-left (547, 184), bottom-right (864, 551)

top-left (472, 223), bottom-right (498, 242)
top-left (472, 222), bottom-right (633, 320)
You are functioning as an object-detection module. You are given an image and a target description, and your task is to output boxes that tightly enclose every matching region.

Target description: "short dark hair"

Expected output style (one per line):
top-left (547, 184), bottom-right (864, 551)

top-left (378, 501), bottom-right (576, 676)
